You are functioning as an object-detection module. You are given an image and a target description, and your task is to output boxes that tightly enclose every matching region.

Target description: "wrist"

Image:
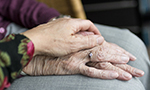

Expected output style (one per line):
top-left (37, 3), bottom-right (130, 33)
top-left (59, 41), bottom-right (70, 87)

top-left (21, 30), bottom-right (38, 55)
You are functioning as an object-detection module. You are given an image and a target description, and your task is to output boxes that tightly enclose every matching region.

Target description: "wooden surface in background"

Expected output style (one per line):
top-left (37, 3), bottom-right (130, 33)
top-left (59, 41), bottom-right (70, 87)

top-left (37, 0), bottom-right (86, 19)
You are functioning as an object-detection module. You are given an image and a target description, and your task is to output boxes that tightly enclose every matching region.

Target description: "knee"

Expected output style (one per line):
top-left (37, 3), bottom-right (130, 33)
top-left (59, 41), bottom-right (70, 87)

top-left (120, 29), bottom-right (146, 50)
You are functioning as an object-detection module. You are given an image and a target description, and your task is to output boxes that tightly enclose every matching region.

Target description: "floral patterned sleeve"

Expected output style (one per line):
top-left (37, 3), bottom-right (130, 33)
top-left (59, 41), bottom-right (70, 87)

top-left (0, 34), bottom-right (34, 90)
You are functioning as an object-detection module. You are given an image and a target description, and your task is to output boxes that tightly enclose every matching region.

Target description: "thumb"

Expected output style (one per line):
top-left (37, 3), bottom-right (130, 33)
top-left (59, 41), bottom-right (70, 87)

top-left (74, 35), bottom-right (104, 51)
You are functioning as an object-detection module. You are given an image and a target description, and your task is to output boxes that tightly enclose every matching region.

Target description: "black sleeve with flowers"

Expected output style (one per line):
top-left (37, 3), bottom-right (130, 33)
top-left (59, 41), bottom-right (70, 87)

top-left (0, 34), bottom-right (34, 90)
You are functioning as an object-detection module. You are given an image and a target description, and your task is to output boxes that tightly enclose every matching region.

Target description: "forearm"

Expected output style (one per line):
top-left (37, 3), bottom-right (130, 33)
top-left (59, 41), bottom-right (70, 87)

top-left (0, 0), bottom-right (60, 28)
top-left (0, 34), bottom-right (34, 90)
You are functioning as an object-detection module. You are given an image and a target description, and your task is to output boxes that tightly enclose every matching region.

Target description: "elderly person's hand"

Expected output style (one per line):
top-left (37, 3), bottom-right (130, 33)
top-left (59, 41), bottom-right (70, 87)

top-left (89, 41), bottom-right (136, 63)
top-left (23, 52), bottom-right (119, 79)
top-left (86, 62), bottom-right (144, 80)
top-left (22, 18), bottom-right (104, 56)
top-left (23, 42), bottom-right (144, 80)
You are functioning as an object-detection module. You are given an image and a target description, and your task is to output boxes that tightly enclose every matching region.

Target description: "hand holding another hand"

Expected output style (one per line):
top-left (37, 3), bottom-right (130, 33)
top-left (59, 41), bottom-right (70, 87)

top-left (22, 19), bottom-right (144, 81)
top-left (23, 40), bottom-right (144, 81)
top-left (22, 18), bottom-right (104, 56)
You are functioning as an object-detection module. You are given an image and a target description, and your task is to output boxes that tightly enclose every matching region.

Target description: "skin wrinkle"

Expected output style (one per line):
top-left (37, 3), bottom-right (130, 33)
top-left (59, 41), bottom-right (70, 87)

top-left (54, 59), bottom-right (59, 75)
top-left (33, 58), bottom-right (36, 75)
top-left (72, 53), bottom-right (87, 74)
top-left (44, 59), bottom-right (49, 75)
top-left (126, 65), bottom-right (135, 74)
top-left (63, 56), bottom-right (74, 74)
top-left (97, 52), bottom-right (105, 61)
top-left (110, 55), bottom-right (119, 63)
top-left (69, 41), bottom-right (79, 53)
top-left (88, 35), bottom-right (95, 48)
top-left (41, 57), bottom-right (46, 75)
top-left (99, 70), bottom-right (106, 79)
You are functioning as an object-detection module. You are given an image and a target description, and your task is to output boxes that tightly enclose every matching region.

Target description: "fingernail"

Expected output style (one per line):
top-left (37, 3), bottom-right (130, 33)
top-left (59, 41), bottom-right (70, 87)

top-left (135, 70), bottom-right (144, 76)
top-left (96, 36), bottom-right (104, 44)
top-left (121, 55), bottom-right (129, 63)
top-left (123, 72), bottom-right (132, 79)
top-left (131, 55), bottom-right (137, 60)
top-left (129, 53), bottom-right (136, 60)
top-left (110, 72), bottom-right (119, 78)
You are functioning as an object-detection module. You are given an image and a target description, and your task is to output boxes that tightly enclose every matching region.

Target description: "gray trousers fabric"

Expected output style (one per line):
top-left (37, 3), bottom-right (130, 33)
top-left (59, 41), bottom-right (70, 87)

top-left (6, 23), bottom-right (150, 90)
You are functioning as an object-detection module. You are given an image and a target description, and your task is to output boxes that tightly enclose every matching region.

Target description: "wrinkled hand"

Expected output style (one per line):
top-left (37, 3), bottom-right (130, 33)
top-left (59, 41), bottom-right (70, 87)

top-left (86, 41), bottom-right (144, 80)
top-left (23, 44), bottom-right (144, 80)
top-left (23, 51), bottom-right (119, 80)
top-left (86, 62), bottom-right (144, 80)
top-left (22, 18), bottom-right (104, 56)
top-left (90, 41), bottom-right (137, 63)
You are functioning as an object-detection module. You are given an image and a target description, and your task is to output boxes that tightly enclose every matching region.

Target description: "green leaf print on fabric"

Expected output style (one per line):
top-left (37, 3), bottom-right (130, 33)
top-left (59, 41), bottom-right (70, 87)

top-left (0, 34), bottom-right (15, 43)
top-left (0, 51), bottom-right (11, 67)
top-left (11, 72), bottom-right (18, 79)
top-left (18, 38), bottom-right (30, 67)
top-left (0, 68), bottom-right (4, 87)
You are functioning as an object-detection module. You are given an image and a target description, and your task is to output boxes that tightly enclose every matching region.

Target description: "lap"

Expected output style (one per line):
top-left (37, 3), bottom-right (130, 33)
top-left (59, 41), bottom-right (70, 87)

top-left (8, 75), bottom-right (145, 90)
top-left (8, 23), bottom-right (149, 90)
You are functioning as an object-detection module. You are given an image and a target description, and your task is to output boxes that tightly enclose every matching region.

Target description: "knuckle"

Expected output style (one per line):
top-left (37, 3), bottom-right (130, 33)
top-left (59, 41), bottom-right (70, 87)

top-left (122, 64), bottom-right (128, 71)
top-left (85, 19), bottom-right (92, 23)
top-left (126, 65), bottom-right (135, 73)
top-left (86, 68), bottom-right (94, 76)
top-left (114, 55), bottom-right (122, 63)
top-left (97, 52), bottom-right (105, 61)
top-left (96, 62), bottom-right (110, 69)
top-left (100, 71), bottom-right (107, 79)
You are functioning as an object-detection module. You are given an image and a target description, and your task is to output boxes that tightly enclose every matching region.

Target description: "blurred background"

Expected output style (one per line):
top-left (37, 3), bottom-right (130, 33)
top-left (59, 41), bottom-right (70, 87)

top-left (37, 0), bottom-right (150, 56)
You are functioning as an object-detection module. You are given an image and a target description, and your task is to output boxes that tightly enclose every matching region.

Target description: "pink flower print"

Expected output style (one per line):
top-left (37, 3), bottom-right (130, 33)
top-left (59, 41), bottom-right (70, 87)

top-left (27, 41), bottom-right (34, 57)
top-left (0, 27), bottom-right (4, 33)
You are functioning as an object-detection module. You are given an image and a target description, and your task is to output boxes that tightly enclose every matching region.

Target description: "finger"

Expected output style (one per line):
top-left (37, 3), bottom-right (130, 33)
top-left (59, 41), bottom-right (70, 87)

top-left (117, 48), bottom-right (136, 61)
top-left (77, 31), bottom-right (94, 36)
top-left (73, 19), bottom-right (101, 35)
top-left (91, 62), bottom-right (132, 80)
top-left (110, 43), bottom-right (136, 61)
top-left (79, 64), bottom-right (119, 79)
top-left (124, 51), bottom-right (136, 61)
top-left (113, 64), bottom-right (144, 77)
top-left (71, 35), bottom-right (104, 52)
top-left (91, 48), bottom-right (130, 64)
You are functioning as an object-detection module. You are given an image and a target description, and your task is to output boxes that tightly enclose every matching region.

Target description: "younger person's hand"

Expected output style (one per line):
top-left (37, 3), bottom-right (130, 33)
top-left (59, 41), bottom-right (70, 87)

top-left (22, 18), bottom-right (104, 56)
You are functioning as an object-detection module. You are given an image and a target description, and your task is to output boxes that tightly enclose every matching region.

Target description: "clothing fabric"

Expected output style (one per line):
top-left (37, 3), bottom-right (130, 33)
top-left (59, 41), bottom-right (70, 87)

top-left (0, 0), bottom-right (60, 89)
top-left (0, 0), bottom-right (60, 40)
top-left (0, 34), bottom-right (34, 90)
top-left (7, 23), bottom-right (150, 90)
top-left (5, 23), bottom-right (28, 37)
